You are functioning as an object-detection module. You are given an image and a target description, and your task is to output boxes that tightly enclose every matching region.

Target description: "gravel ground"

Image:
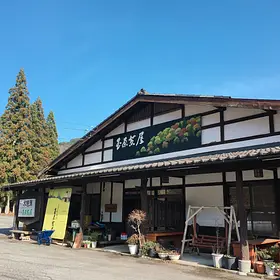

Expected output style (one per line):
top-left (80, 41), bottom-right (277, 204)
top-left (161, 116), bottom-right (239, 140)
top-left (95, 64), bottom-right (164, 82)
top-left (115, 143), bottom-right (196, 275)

top-left (0, 216), bottom-right (262, 280)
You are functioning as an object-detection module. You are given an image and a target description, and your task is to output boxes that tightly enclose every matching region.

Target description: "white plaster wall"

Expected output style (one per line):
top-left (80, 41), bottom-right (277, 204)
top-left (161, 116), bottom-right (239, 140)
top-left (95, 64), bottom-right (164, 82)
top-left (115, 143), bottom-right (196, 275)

top-left (202, 126), bottom-right (220, 144)
top-left (226, 170), bottom-right (273, 182)
top-left (111, 183), bottom-right (123, 222)
top-left (186, 186), bottom-right (224, 227)
top-left (103, 149), bottom-right (113, 162)
top-left (124, 178), bottom-right (151, 188)
top-left (202, 113), bottom-right (220, 126)
top-left (224, 108), bottom-right (264, 121)
top-left (67, 154), bottom-right (83, 168)
top-left (85, 140), bottom-right (102, 152)
top-left (87, 182), bottom-right (100, 194)
top-left (224, 117), bottom-right (269, 141)
top-left (58, 134), bottom-right (280, 175)
top-left (127, 118), bottom-right (151, 132)
top-left (274, 111), bottom-right (280, 132)
top-left (84, 151), bottom-right (102, 165)
top-left (152, 177), bottom-right (161, 187)
top-left (104, 138), bottom-right (113, 148)
top-left (125, 179), bottom-right (141, 189)
top-left (162, 177), bottom-right (183, 186)
top-left (153, 110), bottom-right (181, 125)
top-left (184, 105), bottom-right (215, 117)
top-left (100, 182), bottom-right (111, 222)
top-left (106, 123), bottom-right (125, 137)
top-left (186, 173), bottom-right (223, 184)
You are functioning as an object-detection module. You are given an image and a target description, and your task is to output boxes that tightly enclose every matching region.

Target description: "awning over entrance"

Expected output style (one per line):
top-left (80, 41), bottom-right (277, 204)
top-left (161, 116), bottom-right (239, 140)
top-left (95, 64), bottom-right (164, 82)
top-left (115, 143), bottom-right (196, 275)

top-left (3, 143), bottom-right (280, 191)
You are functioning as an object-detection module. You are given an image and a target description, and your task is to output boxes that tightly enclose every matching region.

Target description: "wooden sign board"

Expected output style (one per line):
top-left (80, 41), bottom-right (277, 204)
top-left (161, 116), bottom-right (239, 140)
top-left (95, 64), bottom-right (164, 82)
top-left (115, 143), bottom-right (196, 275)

top-left (105, 204), bottom-right (117, 213)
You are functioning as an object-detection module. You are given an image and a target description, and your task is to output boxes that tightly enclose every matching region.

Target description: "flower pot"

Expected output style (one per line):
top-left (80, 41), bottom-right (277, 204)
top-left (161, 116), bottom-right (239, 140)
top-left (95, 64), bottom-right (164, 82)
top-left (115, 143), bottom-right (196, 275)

top-left (211, 253), bottom-right (224, 268)
top-left (169, 254), bottom-right (180, 261)
top-left (148, 249), bottom-right (157, 258)
top-left (224, 256), bottom-right (237, 270)
top-left (107, 234), bottom-right (112, 242)
top-left (264, 262), bottom-right (275, 276)
top-left (254, 261), bottom-right (265, 274)
top-left (128, 244), bottom-right (138, 255)
top-left (238, 259), bottom-right (251, 274)
top-left (158, 252), bottom-right (169, 260)
top-left (91, 241), bottom-right (97, 249)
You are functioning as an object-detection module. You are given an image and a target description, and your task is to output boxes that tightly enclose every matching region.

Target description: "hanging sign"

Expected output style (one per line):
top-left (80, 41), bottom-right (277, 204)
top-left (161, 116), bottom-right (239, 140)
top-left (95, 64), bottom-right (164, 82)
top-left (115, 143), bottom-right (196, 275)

top-left (42, 188), bottom-right (72, 240)
top-left (113, 114), bottom-right (201, 161)
top-left (18, 199), bottom-right (36, 218)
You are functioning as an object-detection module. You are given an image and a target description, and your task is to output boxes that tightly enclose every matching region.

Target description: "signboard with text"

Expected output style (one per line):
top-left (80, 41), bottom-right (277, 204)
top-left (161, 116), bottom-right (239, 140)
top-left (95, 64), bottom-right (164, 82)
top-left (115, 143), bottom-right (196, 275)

top-left (113, 114), bottom-right (201, 161)
top-left (42, 188), bottom-right (72, 240)
top-left (18, 199), bottom-right (36, 218)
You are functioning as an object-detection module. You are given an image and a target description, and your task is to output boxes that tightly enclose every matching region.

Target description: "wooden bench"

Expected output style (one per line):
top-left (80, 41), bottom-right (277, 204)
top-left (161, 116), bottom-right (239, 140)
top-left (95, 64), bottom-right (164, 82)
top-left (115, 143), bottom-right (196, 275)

top-left (10, 230), bottom-right (32, 241)
top-left (146, 232), bottom-right (183, 248)
top-left (190, 234), bottom-right (226, 254)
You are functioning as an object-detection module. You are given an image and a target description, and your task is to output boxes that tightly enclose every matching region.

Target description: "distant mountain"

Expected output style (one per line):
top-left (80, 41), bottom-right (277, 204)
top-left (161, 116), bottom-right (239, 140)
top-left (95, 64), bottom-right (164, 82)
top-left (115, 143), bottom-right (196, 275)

top-left (59, 138), bottom-right (80, 154)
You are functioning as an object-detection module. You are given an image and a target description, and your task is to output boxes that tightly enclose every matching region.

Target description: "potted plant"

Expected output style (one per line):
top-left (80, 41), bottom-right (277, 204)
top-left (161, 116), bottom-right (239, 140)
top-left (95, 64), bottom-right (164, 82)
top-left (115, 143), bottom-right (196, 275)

top-left (255, 249), bottom-right (271, 274)
top-left (275, 263), bottom-right (280, 276)
top-left (127, 209), bottom-right (146, 248)
top-left (141, 241), bottom-right (158, 258)
top-left (89, 232), bottom-right (99, 249)
top-left (168, 250), bottom-right (180, 261)
top-left (223, 255), bottom-right (237, 270)
top-left (211, 227), bottom-right (224, 268)
top-left (83, 240), bottom-right (91, 248)
top-left (157, 248), bottom-right (169, 260)
top-left (269, 245), bottom-right (280, 262)
top-left (265, 261), bottom-right (276, 276)
top-left (127, 234), bottom-right (139, 255)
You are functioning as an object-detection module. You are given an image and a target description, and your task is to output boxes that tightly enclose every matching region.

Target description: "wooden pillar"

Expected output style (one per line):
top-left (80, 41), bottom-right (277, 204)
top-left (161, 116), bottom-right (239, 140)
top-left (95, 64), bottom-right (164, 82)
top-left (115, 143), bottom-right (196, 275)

top-left (140, 178), bottom-right (148, 214)
top-left (140, 178), bottom-right (148, 235)
top-left (236, 170), bottom-right (249, 260)
top-left (79, 187), bottom-right (86, 235)
top-left (13, 191), bottom-right (20, 230)
top-left (273, 169), bottom-right (280, 237)
top-left (39, 188), bottom-right (46, 230)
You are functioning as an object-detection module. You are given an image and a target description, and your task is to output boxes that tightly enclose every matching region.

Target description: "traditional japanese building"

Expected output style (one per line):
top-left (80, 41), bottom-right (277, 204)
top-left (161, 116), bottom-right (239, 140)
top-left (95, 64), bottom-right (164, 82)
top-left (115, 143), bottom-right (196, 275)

top-left (4, 89), bottom-right (280, 260)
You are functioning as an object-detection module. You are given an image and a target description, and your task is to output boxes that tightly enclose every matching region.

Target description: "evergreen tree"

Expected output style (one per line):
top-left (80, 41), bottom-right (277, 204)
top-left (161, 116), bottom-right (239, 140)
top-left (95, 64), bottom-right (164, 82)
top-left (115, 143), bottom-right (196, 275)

top-left (0, 69), bottom-right (35, 183)
top-left (46, 111), bottom-right (59, 160)
top-left (30, 97), bottom-right (50, 175)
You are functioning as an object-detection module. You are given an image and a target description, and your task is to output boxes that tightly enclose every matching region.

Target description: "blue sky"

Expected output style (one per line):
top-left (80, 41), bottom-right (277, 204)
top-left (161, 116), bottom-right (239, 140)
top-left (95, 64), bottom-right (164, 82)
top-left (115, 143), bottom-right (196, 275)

top-left (0, 1), bottom-right (280, 141)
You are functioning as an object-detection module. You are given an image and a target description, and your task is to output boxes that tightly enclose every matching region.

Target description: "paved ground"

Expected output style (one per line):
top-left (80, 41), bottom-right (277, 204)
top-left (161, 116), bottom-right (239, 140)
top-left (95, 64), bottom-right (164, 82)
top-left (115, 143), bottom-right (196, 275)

top-left (0, 216), bottom-right (259, 280)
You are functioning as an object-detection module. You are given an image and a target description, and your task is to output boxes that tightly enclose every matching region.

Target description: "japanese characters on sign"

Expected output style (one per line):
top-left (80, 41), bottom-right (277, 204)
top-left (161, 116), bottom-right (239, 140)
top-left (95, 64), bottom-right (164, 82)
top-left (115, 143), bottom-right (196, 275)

top-left (115, 131), bottom-right (145, 150)
top-left (18, 198), bottom-right (36, 218)
top-left (113, 114), bottom-right (202, 161)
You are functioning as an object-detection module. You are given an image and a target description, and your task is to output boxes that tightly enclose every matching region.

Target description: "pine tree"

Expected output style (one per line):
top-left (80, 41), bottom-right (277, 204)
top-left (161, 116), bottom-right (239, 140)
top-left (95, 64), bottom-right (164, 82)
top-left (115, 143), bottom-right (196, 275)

top-left (46, 111), bottom-right (60, 160)
top-left (0, 69), bottom-right (35, 183)
top-left (30, 97), bottom-right (50, 175)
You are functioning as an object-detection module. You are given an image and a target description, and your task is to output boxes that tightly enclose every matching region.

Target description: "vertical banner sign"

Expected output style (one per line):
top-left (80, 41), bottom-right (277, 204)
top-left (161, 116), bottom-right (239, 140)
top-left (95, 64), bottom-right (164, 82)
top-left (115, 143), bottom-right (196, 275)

top-left (113, 114), bottom-right (201, 161)
top-left (42, 188), bottom-right (72, 240)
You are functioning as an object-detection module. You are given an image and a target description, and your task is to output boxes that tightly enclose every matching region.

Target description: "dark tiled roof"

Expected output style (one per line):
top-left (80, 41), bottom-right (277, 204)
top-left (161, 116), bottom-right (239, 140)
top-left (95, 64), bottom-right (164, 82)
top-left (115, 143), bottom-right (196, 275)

top-left (39, 91), bottom-right (280, 177)
top-left (3, 144), bottom-right (280, 190)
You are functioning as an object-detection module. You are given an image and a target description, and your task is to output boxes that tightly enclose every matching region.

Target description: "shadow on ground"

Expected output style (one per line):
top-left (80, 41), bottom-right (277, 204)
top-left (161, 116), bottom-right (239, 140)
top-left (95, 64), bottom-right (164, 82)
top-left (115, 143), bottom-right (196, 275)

top-left (0, 227), bottom-right (12, 236)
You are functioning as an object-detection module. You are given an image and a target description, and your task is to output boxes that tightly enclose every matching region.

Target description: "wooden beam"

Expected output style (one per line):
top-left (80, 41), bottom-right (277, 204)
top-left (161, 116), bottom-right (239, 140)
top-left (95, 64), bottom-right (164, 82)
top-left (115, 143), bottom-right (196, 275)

top-left (236, 170), bottom-right (249, 260)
